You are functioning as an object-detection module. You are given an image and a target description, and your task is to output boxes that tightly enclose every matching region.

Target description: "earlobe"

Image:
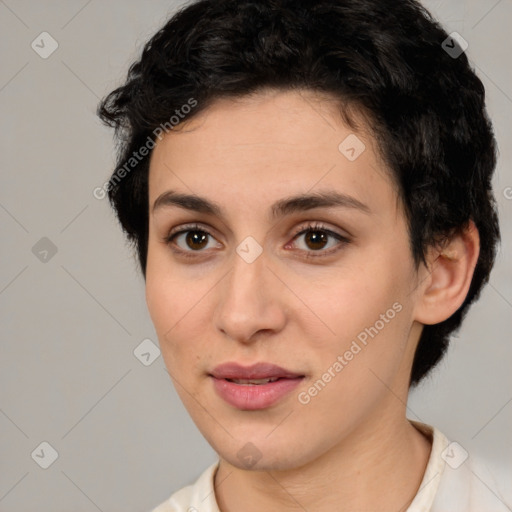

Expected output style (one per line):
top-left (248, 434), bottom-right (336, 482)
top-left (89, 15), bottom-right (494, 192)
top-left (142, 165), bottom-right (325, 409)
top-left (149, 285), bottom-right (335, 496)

top-left (414, 220), bottom-right (480, 325)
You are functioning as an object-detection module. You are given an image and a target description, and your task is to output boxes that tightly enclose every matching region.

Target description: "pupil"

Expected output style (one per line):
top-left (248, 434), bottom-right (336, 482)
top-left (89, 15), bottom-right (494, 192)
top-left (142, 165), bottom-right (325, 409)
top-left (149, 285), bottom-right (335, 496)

top-left (186, 231), bottom-right (208, 250)
top-left (306, 231), bottom-right (327, 250)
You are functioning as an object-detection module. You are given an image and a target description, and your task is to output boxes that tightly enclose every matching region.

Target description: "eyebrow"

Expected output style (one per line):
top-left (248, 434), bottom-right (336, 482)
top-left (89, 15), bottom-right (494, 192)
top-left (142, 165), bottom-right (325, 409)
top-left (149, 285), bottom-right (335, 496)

top-left (152, 189), bottom-right (371, 219)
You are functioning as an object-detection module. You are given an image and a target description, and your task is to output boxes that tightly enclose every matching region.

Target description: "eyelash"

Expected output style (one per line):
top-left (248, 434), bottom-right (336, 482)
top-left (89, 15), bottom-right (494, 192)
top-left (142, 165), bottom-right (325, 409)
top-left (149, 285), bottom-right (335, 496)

top-left (163, 222), bottom-right (351, 260)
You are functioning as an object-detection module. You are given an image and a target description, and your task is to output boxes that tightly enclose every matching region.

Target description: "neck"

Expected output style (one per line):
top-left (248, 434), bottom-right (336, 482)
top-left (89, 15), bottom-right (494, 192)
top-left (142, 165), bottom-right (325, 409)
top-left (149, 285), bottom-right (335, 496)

top-left (214, 408), bottom-right (432, 512)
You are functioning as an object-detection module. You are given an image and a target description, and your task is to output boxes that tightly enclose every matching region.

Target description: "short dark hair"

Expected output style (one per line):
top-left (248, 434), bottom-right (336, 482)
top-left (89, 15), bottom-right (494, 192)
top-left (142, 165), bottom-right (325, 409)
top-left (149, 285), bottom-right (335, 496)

top-left (97, 0), bottom-right (500, 388)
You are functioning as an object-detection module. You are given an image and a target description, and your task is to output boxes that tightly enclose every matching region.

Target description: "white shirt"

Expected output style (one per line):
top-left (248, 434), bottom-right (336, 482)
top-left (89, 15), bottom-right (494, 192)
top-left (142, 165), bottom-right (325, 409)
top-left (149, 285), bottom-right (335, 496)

top-left (151, 421), bottom-right (511, 511)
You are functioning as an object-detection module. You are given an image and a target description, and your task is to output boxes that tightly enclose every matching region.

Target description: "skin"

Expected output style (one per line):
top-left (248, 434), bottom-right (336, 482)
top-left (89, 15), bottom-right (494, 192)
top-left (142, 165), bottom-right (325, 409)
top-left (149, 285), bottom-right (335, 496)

top-left (145, 89), bottom-right (480, 511)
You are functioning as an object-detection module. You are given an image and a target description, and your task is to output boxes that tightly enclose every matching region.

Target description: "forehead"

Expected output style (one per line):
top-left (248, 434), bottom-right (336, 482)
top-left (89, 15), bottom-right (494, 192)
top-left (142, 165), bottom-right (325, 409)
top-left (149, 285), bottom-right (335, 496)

top-left (148, 89), bottom-right (396, 217)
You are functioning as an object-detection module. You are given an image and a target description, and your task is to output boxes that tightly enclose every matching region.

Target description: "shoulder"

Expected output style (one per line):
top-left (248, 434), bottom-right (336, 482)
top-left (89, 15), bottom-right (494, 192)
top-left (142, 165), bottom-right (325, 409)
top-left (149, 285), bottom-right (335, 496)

top-left (409, 421), bottom-right (511, 511)
top-left (149, 462), bottom-right (220, 512)
top-left (432, 452), bottom-right (512, 511)
top-left (406, 421), bottom-right (511, 511)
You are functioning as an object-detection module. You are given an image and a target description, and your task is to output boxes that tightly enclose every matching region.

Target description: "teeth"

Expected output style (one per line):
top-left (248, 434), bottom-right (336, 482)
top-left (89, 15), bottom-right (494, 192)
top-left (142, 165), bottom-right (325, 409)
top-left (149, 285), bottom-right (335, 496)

top-left (228, 377), bottom-right (280, 385)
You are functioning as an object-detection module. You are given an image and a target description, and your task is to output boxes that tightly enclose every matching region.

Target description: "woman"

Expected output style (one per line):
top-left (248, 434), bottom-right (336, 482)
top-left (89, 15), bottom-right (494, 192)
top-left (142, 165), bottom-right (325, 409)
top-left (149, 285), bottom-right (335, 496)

top-left (97, 0), bottom-right (508, 510)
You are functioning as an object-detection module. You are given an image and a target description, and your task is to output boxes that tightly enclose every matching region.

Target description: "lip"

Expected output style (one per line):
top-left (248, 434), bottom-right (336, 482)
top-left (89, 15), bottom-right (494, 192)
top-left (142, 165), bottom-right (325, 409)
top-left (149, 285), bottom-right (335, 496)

top-left (209, 362), bottom-right (305, 410)
top-left (210, 362), bottom-right (303, 380)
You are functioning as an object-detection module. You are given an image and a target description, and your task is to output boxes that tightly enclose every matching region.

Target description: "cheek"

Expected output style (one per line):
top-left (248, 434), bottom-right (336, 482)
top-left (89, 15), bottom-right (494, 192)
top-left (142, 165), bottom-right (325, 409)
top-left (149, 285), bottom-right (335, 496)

top-left (301, 269), bottom-right (397, 343)
top-left (145, 244), bottom-right (190, 332)
top-left (145, 264), bottom-right (212, 371)
top-left (297, 300), bottom-right (411, 423)
top-left (298, 255), bottom-right (413, 382)
top-left (145, 255), bottom-right (184, 358)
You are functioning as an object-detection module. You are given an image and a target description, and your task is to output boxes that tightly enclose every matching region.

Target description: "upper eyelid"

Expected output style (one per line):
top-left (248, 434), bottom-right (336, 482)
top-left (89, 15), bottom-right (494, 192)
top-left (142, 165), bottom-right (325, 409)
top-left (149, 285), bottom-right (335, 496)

top-left (167, 222), bottom-right (218, 240)
top-left (290, 222), bottom-right (349, 239)
top-left (167, 221), bottom-right (346, 237)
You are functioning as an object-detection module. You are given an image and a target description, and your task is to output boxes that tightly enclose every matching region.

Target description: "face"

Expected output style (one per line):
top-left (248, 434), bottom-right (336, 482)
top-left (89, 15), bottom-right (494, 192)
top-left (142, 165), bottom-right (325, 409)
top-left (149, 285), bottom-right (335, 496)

top-left (145, 89), bottom-right (425, 471)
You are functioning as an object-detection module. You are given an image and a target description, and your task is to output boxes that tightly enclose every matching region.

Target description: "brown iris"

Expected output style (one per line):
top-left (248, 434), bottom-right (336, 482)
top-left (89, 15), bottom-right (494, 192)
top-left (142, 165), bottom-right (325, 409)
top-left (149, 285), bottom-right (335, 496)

top-left (304, 230), bottom-right (328, 250)
top-left (186, 230), bottom-right (209, 250)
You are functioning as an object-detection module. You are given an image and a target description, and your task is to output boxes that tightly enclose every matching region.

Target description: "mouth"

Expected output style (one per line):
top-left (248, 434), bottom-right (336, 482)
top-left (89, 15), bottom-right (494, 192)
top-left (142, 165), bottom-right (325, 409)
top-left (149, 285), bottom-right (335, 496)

top-left (209, 362), bottom-right (305, 410)
top-left (210, 361), bottom-right (304, 380)
top-left (225, 377), bottom-right (282, 385)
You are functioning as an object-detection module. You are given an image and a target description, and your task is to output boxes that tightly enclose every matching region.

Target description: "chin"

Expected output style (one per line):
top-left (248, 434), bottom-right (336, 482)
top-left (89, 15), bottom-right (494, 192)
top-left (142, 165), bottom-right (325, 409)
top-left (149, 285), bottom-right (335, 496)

top-left (209, 431), bottom-right (318, 472)
top-left (223, 449), bottom-right (307, 472)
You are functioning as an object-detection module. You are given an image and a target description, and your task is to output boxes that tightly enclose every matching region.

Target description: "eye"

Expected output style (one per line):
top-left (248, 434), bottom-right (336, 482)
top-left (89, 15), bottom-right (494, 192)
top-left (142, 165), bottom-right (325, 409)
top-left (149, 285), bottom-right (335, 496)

top-left (163, 222), bottom-right (351, 259)
top-left (286, 222), bottom-right (350, 258)
top-left (164, 223), bottom-right (221, 257)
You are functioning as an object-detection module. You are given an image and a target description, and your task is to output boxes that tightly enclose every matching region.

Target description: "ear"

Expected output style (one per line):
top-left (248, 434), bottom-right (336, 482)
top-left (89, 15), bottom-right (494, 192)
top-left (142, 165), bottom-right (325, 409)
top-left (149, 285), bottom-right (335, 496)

top-left (413, 220), bottom-right (480, 325)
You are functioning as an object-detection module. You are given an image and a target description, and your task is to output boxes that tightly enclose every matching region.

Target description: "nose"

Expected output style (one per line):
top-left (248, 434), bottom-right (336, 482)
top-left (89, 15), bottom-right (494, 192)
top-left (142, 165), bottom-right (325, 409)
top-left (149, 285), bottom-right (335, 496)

top-left (213, 248), bottom-right (287, 345)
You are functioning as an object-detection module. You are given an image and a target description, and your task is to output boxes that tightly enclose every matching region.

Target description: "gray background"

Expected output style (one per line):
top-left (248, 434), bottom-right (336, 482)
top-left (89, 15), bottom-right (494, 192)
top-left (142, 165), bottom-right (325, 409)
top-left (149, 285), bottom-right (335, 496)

top-left (0, 1), bottom-right (511, 511)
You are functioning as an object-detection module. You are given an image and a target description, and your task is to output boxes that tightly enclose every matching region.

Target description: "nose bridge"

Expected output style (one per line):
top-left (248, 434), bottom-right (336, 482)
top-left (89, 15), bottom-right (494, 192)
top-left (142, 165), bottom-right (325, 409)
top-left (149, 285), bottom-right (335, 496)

top-left (225, 246), bottom-right (268, 312)
top-left (214, 245), bottom-right (283, 341)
